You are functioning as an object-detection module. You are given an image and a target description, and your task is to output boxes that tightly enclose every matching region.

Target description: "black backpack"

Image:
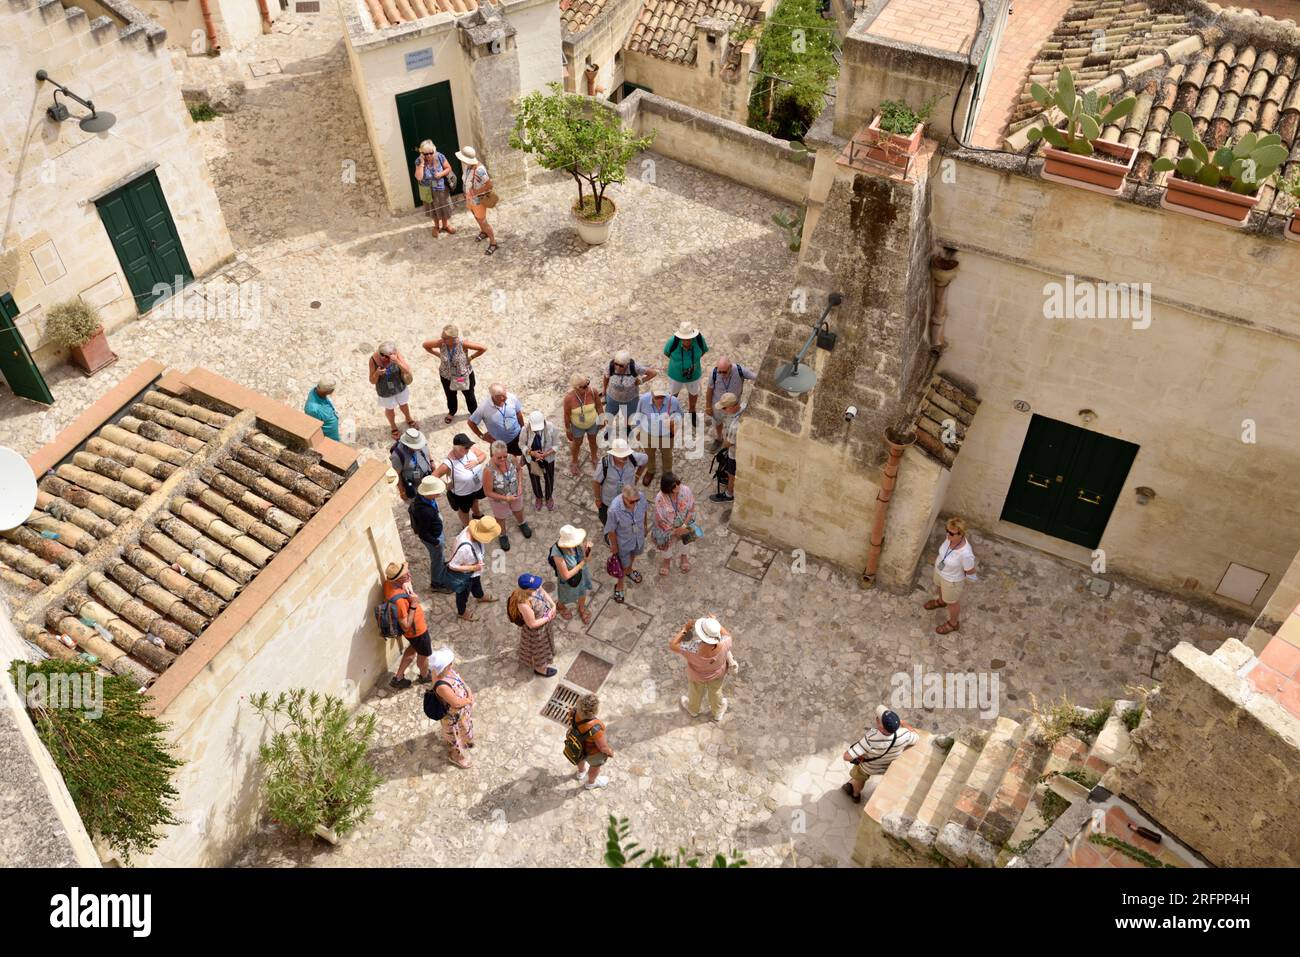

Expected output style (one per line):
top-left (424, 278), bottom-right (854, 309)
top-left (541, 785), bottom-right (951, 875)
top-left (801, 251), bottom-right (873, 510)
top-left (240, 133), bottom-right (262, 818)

top-left (423, 680), bottom-right (452, 720)
top-left (563, 715), bottom-right (602, 765)
top-left (392, 443), bottom-right (431, 499)
top-left (374, 591), bottom-right (412, 639)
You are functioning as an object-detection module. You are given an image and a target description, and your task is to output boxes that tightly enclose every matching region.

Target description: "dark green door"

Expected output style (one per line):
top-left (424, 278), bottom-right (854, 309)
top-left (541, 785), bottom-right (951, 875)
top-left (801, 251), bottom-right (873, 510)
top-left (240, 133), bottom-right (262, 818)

top-left (0, 293), bottom-right (54, 405)
top-left (1000, 415), bottom-right (1138, 549)
top-left (96, 170), bottom-right (193, 313)
top-left (396, 82), bottom-right (463, 209)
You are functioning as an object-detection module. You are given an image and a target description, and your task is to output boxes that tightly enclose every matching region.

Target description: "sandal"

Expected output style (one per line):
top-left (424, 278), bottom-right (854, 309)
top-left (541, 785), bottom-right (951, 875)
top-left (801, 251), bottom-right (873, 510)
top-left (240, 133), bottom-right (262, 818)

top-left (924, 599), bottom-right (948, 610)
top-left (443, 414), bottom-right (455, 425)
top-left (659, 563), bottom-right (671, 577)
top-left (458, 612), bottom-right (478, 622)
top-left (936, 621), bottom-right (960, 635)
top-left (613, 589), bottom-right (625, 604)
top-left (390, 427), bottom-right (401, 439)
top-left (679, 557), bottom-right (690, 572)
top-left (534, 667), bottom-right (558, 678)
top-left (476, 232), bottom-right (488, 242)
top-left (841, 782), bottom-right (861, 804)
top-left (449, 753), bottom-right (472, 769)
top-left (558, 605), bottom-right (574, 620)
top-left (476, 594), bottom-right (498, 604)
top-left (627, 570), bottom-right (643, 585)
top-left (443, 224), bottom-right (457, 234)
top-left (579, 606), bottom-right (592, 625)
top-left (485, 244), bottom-right (498, 256)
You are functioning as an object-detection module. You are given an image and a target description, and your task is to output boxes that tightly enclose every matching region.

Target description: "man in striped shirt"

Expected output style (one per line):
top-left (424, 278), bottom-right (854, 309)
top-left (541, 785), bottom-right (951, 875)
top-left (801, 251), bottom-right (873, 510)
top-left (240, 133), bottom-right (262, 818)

top-left (840, 706), bottom-right (918, 804)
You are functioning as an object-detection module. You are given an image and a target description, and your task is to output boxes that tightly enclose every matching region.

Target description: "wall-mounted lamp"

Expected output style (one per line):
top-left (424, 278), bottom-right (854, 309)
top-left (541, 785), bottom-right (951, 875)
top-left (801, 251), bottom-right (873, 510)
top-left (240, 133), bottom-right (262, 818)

top-left (1135, 486), bottom-right (1155, 505)
top-left (773, 292), bottom-right (842, 395)
top-left (35, 70), bottom-right (116, 133)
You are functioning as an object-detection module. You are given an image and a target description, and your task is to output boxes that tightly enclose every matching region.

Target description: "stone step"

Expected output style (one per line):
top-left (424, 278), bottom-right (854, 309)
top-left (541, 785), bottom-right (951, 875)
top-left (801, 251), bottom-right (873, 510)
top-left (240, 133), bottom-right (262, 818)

top-left (1001, 734), bottom-right (1088, 857)
top-left (970, 722), bottom-right (1053, 866)
top-left (906, 731), bottom-right (984, 854)
top-left (864, 730), bottom-right (945, 843)
top-left (935, 716), bottom-right (1024, 866)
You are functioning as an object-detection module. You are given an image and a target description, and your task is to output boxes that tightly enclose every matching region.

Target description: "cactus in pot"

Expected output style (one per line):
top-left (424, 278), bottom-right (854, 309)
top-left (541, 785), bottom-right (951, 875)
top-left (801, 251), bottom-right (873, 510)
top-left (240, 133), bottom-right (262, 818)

top-left (1152, 111), bottom-right (1288, 194)
top-left (1025, 66), bottom-right (1137, 155)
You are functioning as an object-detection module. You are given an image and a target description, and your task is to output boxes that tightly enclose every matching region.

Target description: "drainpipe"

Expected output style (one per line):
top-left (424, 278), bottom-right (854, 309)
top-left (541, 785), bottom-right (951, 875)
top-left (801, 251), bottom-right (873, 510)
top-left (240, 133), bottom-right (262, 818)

top-left (929, 247), bottom-right (960, 354)
top-left (198, 0), bottom-right (220, 53)
top-left (861, 427), bottom-right (916, 588)
top-left (257, 0), bottom-right (273, 32)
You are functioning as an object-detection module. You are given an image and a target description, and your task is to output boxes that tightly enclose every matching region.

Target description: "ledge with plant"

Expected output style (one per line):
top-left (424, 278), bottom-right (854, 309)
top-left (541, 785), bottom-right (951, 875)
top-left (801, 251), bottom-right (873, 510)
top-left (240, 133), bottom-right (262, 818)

top-left (861, 97), bottom-right (937, 172)
top-left (1271, 166), bottom-right (1300, 242)
top-left (45, 299), bottom-right (117, 376)
top-left (1025, 66), bottom-right (1137, 195)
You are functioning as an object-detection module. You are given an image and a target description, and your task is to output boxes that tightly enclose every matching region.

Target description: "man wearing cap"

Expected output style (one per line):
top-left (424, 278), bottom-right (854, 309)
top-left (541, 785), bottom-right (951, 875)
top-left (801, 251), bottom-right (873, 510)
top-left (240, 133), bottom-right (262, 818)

top-left (669, 616), bottom-right (737, 721)
top-left (592, 437), bottom-right (648, 525)
top-left (704, 357), bottom-right (756, 449)
top-left (410, 475), bottom-right (451, 591)
top-left (841, 707), bottom-right (919, 803)
top-left (662, 321), bottom-right (709, 427)
top-left (633, 386), bottom-right (681, 489)
top-left (390, 427), bottom-right (433, 502)
top-left (520, 409), bottom-right (560, 511)
top-left (448, 515), bottom-right (500, 620)
top-left (383, 561), bottom-right (432, 689)
top-left (468, 382), bottom-right (525, 455)
top-left (304, 378), bottom-right (340, 442)
top-left (709, 392), bottom-right (742, 503)
top-left (603, 483), bottom-right (649, 604)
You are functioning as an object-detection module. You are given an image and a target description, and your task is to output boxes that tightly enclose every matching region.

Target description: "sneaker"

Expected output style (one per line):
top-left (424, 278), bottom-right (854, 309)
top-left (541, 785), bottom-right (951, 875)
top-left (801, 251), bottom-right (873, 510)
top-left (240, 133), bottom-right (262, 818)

top-left (546, 499), bottom-right (555, 511)
top-left (535, 497), bottom-right (544, 511)
top-left (499, 533), bottom-right (511, 552)
top-left (575, 768), bottom-right (587, 780)
top-left (709, 492), bottom-right (734, 503)
top-left (389, 676), bottom-right (412, 689)
top-left (520, 522), bottom-right (533, 539)
top-left (712, 697), bottom-right (729, 722)
top-left (415, 674), bottom-right (432, 685)
top-left (679, 695), bottom-right (700, 718)
top-left (584, 775), bottom-right (609, 790)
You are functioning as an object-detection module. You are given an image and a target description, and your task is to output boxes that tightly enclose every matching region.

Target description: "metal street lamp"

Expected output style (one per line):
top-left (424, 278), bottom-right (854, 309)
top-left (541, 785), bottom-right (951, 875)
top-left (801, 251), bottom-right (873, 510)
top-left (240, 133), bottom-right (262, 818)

top-left (35, 69), bottom-right (116, 133)
top-left (773, 292), bottom-right (842, 395)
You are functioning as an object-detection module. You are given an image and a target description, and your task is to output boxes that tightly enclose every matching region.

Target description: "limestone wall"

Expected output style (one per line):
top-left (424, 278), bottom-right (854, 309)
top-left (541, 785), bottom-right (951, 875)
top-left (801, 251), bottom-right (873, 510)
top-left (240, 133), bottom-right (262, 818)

top-left (0, 0), bottom-right (234, 363)
top-left (1104, 639), bottom-right (1300, 867)
top-left (508, 0), bottom-right (563, 98)
top-left (623, 51), bottom-right (752, 127)
top-left (932, 159), bottom-right (1300, 612)
top-left (133, 469), bottom-right (400, 867)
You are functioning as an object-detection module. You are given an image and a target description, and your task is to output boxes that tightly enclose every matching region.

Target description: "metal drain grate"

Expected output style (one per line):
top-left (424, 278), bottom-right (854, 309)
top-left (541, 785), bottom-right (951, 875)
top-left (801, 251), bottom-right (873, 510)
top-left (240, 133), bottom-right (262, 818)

top-left (565, 651), bottom-right (614, 692)
top-left (540, 683), bottom-right (581, 723)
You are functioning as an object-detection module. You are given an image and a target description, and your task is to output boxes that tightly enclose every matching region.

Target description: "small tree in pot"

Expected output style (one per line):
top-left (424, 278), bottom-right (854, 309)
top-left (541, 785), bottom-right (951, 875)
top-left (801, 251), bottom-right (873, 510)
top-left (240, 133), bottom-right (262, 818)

top-left (509, 83), bottom-right (656, 246)
top-left (46, 299), bottom-right (117, 376)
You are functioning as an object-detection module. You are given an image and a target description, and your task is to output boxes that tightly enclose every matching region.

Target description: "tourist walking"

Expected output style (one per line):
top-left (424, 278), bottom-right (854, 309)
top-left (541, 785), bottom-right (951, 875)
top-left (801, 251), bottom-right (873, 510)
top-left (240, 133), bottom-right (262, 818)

top-left (710, 392), bottom-right (742, 503)
top-left (468, 382), bottom-right (525, 456)
top-left (653, 472), bottom-right (698, 576)
top-left (520, 410), bottom-right (560, 511)
top-left (603, 483), bottom-right (648, 604)
top-left (512, 573), bottom-right (558, 678)
top-left (457, 146), bottom-right (498, 255)
top-left (390, 427), bottom-right (433, 502)
top-left (567, 693), bottom-right (615, 790)
top-left (927, 517), bottom-right (977, 634)
top-left (549, 524), bottom-right (594, 625)
top-left (447, 516), bottom-right (500, 621)
top-left (303, 377), bottom-right (340, 441)
top-left (483, 440), bottom-right (533, 551)
top-left (592, 437), bottom-right (646, 526)
top-left (662, 321), bottom-right (709, 426)
top-left (409, 475), bottom-right (450, 592)
top-left (563, 373), bottom-right (604, 476)
top-left (670, 616), bottom-right (736, 722)
top-left (414, 140), bottom-right (456, 237)
top-left (841, 707), bottom-right (918, 803)
top-left (635, 386), bottom-right (680, 488)
top-left (602, 350), bottom-right (656, 431)
top-left (432, 433), bottom-right (488, 528)
top-left (704, 357), bottom-right (756, 448)
top-left (369, 341), bottom-right (416, 440)
top-left (383, 561), bottom-right (432, 689)
top-left (423, 324), bottom-right (485, 424)
top-left (428, 647), bottom-right (476, 768)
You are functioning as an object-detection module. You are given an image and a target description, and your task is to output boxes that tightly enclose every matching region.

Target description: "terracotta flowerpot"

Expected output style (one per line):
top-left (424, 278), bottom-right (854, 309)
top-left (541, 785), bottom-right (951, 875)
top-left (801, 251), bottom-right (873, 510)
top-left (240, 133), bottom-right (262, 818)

top-left (68, 327), bottom-right (118, 376)
top-left (1039, 140), bottom-right (1136, 196)
top-left (1160, 175), bottom-right (1258, 227)
top-left (862, 115), bottom-right (925, 170)
top-left (573, 197), bottom-right (616, 246)
top-left (1285, 209), bottom-right (1300, 244)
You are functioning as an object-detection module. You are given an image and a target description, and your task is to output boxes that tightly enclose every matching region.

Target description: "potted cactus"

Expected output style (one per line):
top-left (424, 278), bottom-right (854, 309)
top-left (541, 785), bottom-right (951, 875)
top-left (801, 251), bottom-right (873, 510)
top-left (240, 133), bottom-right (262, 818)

top-left (46, 300), bottom-right (117, 376)
top-left (1277, 168), bottom-right (1300, 243)
top-left (862, 98), bottom-right (935, 171)
top-left (1026, 67), bottom-right (1138, 195)
top-left (1152, 112), bottom-right (1289, 227)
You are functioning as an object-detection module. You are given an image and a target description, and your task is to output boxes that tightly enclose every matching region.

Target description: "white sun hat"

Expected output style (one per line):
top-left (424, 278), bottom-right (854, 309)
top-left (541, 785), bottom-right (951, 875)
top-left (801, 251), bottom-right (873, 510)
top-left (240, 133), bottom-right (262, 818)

top-left (675, 322), bottom-right (700, 339)
top-left (455, 146), bottom-right (479, 165)
top-left (528, 410), bottom-right (546, 431)
top-left (694, 617), bottom-right (723, 644)
top-left (607, 437), bottom-right (635, 458)
top-left (558, 524), bottom-right (587, 548)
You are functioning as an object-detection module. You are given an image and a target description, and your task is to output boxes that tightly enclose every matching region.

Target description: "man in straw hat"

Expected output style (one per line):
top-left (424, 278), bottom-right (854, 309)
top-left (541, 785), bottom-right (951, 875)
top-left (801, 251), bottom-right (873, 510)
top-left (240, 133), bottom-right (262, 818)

top-left (390, 426), bottom-right (433, 502)
top-left (383, 561), bottom-right (432, 689)
top-left (710, 392), bottom-right (742, 503)
top-left (410, 474), bottom-right (451, 592)
top-left (303, 377), bottom-right (340, 441)
top-left (448, 514), bottom-right (501, 621)
top-left (592, 436), bottom-right (647, 526)
top-left (662, 321), bottom-right (709, 428)
top-left (669, 616), bottom-right (737, 722)
top-left (840, 706), bottom-right (919, 804)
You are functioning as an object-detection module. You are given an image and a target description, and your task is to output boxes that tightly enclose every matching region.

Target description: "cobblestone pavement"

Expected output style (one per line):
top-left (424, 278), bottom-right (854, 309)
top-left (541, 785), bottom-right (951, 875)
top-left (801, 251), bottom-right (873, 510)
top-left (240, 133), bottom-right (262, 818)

top-left (1, 10), bottom-right (1250, 868)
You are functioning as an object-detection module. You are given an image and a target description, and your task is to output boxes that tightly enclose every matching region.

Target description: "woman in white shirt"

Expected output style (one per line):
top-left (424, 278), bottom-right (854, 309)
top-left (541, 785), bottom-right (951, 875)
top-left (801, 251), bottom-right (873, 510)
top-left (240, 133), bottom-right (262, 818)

top-left (926, 517), bottom-right (976, 634)
top-left (456, 146), bottom-right (498, 256)
top-left (432, 433), bottom-right (489, 529)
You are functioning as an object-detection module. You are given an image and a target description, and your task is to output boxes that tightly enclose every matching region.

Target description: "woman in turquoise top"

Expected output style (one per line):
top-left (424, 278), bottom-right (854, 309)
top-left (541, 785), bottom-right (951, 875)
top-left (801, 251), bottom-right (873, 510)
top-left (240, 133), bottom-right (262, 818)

top-left (549, 524), bottom-right (594, 625)
top-left (663, 321), bottom-right (709, 425)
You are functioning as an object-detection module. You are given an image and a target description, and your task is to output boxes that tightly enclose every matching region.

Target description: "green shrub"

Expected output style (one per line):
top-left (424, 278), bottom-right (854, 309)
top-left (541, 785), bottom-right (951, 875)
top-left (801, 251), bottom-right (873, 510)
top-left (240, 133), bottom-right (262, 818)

top-left (188, 102), bottom-right (219, 123)
top-left (45, 300), bottom-right (102, 349)
top-left (604, 815), bottom-right (747, 867)
top-left (748, 0), bottom-right (840, 141)
top-left (877, 97), bottom-right (937, 137)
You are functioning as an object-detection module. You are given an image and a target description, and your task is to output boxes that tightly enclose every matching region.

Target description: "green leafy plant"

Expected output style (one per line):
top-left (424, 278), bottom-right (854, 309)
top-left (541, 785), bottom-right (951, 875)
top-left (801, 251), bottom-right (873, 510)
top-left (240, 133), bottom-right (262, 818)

top-left (604, 815), bottom-right (747, 867)
top-left (1026, 693), bottom-right (1112, 744)
top-left (1039, 767), bottom-right (1101, 825)
top-left (1090, 833), bottom-right (1176, 868)
top-left (772, 206), bottom-right (806, 251)
top-left (249, 689), bottom-right (382, 840)
top-left (1278, 167), bottom-right (1300, 200)
top-left (730, 24), bottom-right (755, 47)
top-left (877, 97), bottom-right (937, 137)
top-left (1152, 111), bottom-right (1288, 194)
top-left (1122, 705), bottom-right (1143, 732)
top-left (188, 102), bottom-right (219, 122)
top-left (10, 659), bottom-right (181, 864)
top-left (45, 300), bottom-right (102, 349)
top-left (748, 0), bottom-right (840, 141)
top-left (1026, 66), bottom-right (1137, 155)
top-left (509, 83), bottom-right (656, 219)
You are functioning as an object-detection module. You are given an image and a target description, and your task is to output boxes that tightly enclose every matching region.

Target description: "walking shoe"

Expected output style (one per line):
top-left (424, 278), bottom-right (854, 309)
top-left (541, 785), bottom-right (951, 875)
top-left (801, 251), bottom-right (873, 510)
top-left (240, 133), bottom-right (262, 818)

top-left (499, 532), bottom-right (511, 552)
top-left (584, 775), bottom-right (609, 790)
top-left (575, 768), bottom-right (588, 780)
top-left (679, 695), bottom-right (700, 718)
top-left (415, 674), bottom-right (433, 685)
top-left (389, 676), bottom-right (412, 689)
top-left (535, 497), bottom-right (544, 510)
top-left (709, 492), bottom-right (734, 503)
top-left (546, 498), bottom-right (555, 511)
top-left (712, 697), bottom-right (729, 722)
top-left (520, 522), bottom-right (533, 539)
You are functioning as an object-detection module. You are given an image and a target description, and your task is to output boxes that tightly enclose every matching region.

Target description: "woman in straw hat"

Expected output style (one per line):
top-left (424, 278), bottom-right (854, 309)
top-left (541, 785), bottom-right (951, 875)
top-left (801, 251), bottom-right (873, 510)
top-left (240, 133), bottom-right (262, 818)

top-left (428, 647), bottom-right (476, 768)
top-left (669, 616), bottom-right (737, 722)
top-left (448, 515), bottom-right (500, 621)
top-left (513, 573), bottom-right (558, 677)
top-left (662, 321), bottom-right (709, 427)
top-left (549, 524), bottom-right (594, 624)
top-left (456, 145), bottom-right (498, 255)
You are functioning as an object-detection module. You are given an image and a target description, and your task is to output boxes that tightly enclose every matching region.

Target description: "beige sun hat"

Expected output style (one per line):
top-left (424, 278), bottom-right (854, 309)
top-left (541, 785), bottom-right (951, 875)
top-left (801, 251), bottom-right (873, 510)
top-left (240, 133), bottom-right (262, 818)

top-left (557, 524), bottom-right (587, 548)
top-left (675, 321), bottom-right (700, 340)
top-left (455, 146), bottom-right (479, 165)
top-left (607, 437), bottom-right (635, 458)
top-left (400, 428), bottom-right (427, 450)
top-left (694, 617), bottom-right (723, 644)
top-left (715, 391), bottom-right (740, 412)
top-left (469, 515), bottom-right (501, 542)
top-left (417, 475), bottom-right (447, 497)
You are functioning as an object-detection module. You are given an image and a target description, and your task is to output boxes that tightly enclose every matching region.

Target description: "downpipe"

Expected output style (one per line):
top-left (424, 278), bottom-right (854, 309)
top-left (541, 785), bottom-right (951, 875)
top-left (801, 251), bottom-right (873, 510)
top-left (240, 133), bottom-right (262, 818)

top-left (861, 427), bottom-right (916, 588)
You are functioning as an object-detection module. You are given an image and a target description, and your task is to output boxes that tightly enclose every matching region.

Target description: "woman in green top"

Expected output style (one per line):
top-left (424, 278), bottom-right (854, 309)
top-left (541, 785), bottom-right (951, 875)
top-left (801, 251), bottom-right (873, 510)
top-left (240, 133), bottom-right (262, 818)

top-left (663, 321), bottom-right (709, 425)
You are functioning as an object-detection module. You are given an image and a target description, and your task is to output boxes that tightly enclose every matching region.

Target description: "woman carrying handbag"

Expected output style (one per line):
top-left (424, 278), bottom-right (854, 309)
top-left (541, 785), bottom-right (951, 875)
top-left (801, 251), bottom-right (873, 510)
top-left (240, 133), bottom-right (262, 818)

top-left (457, 146), bottom-right (499, 256)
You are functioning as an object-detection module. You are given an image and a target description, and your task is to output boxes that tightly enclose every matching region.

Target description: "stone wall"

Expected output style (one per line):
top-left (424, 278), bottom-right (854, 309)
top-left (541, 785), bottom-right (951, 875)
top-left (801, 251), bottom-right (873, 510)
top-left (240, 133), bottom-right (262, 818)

top-left (1103, 639), bottom-right (1300, 867)
top-left (0, 0), bottom-right (234, 363)
top-left (562, 0), bottom-right (642, 94)
top-left (623, 47), bottom-right (752, 127)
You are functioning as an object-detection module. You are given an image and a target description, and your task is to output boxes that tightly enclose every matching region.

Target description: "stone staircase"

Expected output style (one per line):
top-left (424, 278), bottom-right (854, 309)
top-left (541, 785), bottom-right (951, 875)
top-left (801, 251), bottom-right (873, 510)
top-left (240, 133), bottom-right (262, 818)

top-left (852, 704), bottom-right (1137, 867)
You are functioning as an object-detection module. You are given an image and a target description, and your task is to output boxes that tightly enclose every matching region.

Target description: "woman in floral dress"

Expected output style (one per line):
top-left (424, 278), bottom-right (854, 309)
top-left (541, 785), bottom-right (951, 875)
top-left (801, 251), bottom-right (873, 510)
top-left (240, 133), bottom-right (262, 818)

top-left (514, 573), bottom-right (557, 678)
top-left (653, 471), bottom-right (697, 576)
top-left (429, 647), bottom-right (475, 768)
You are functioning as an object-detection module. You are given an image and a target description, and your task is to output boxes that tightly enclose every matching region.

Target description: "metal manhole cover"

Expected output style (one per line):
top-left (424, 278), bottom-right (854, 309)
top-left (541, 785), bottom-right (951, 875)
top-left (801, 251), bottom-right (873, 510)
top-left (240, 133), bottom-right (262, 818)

top-left (249, 60), bottom-right (283, 77)
top-left (725, 539), bottom-right (776, 581)
top-left (540, 683), bottom-right (581, 723)
top-left (565, 651), bottom-right (614, 692)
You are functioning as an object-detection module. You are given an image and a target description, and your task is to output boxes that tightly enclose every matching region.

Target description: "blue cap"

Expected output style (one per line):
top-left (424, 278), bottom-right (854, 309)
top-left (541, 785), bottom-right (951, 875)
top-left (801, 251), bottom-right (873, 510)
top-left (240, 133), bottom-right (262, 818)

top-left (518, 573), bottom-right (542, 590)
top-left (879, 709), bottom-right (901, 733)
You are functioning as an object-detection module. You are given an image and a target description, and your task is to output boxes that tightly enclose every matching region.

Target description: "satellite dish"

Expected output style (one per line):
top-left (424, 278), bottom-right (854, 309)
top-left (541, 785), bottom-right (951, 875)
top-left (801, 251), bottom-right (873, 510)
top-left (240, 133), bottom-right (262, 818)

top-left (0, 447), bottom-right (37, 531)
top-left (774, 360), bottom-right (818, 396)
top-left (80, 111), bottom-right (116, 133)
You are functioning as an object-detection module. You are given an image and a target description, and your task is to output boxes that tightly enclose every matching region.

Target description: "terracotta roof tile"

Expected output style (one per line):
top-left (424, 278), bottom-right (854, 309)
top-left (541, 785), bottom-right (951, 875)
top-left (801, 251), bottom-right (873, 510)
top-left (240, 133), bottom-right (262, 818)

top-left (625, 0), bottom-right (762, 67)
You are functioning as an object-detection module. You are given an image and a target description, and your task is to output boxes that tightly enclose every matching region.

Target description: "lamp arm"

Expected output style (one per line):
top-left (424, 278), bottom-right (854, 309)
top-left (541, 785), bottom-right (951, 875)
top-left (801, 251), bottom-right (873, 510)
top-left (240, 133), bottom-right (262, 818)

top-left (787, 300), bottom-right (837, 368)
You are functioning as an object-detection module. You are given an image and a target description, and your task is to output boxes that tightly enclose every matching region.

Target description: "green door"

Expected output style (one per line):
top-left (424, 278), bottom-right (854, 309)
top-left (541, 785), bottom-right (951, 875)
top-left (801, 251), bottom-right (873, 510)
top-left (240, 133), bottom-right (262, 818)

top-left (0, 293), bottom-right (54, 405)
top-left (396, 82), bottom-right (463, 209)
top-left (96, 170), bottom-right (193, 313)
top-left (1000, 415), bottom-right (1138, 549)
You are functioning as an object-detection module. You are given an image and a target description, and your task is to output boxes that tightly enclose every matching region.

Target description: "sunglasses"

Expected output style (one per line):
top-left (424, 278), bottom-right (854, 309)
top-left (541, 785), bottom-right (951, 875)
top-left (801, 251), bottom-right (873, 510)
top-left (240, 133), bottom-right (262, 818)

top-left (946, 529), bottom-right (960, 536)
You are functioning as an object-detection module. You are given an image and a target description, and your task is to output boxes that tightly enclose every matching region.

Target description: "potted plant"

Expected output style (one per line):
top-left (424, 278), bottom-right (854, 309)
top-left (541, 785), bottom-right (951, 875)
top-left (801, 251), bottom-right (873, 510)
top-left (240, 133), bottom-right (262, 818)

top-left (1276, 168), bottom-right (1300, 242)
top-left (1152, 111), bottom-right (1289, 227)
top-left (1026, 66), bottom-right (1137, 195)
top-left (862, 97), bottom-right (936, 170)
top-left (510, 82), bottom-right (656, 246)
top-left (46, 299), bottom-right (117, 375)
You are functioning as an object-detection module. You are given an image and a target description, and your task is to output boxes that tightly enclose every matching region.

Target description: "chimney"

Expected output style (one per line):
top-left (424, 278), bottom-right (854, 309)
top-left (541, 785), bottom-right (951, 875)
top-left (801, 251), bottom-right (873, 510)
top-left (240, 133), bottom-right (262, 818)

top-left (696, 17), bottom-right (730, 77)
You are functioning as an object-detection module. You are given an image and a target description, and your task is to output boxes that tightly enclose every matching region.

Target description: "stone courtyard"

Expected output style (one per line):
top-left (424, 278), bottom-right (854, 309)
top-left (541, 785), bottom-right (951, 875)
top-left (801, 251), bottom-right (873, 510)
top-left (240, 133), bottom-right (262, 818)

top-left (0, 9), bottom-right (1253, 868)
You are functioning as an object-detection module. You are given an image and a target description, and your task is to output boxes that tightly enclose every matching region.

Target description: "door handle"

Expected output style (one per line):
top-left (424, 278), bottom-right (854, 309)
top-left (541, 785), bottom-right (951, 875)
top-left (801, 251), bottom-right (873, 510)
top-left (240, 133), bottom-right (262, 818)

top-left (1026, 473), bottom-right (1051, 489)
top-left (1077, 491), bottom-right (1102, 505)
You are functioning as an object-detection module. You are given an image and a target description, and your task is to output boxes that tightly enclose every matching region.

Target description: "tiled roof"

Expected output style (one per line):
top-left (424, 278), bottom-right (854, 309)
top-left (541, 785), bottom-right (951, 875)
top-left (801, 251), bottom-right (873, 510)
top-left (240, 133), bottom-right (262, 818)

top-left (625, 0), bottom-right (762, 67)
top-left (560, 0), bottom-right (612, 35)
top-left (359, 0), bottom-right (478, 31)
top-left (3, 379), bottom-right (347, 689)
top-left (912, 373), bottom-right (980, 468)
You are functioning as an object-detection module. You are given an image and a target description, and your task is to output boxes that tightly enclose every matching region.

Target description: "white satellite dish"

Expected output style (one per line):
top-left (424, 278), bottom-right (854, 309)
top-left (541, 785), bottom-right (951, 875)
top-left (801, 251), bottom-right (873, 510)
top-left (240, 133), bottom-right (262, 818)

top-left (0, 446), bottom-right (38, 531)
